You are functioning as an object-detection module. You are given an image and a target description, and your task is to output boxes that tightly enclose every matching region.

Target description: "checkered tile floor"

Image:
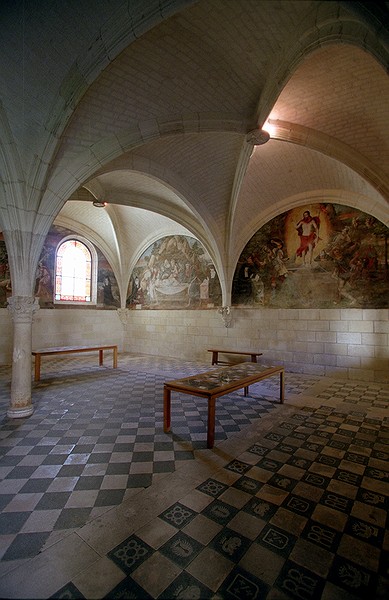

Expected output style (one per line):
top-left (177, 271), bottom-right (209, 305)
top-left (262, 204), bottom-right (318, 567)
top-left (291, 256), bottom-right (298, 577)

top-left (0, 354), bottom-right (388, 599)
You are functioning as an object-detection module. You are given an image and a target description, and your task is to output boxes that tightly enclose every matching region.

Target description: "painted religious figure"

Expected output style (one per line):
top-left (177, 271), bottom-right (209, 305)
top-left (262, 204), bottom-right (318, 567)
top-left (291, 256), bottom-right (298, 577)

top-left (232, 203), bottom-right (388, 309)
top-left (0, 226), bottom-right (119, 309)
top-left (295, 210), bottom-right (320, 266)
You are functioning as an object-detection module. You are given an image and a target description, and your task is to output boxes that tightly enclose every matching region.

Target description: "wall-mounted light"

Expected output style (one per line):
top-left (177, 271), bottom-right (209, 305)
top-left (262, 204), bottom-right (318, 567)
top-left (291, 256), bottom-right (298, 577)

top-left (92, 200), bottom-right (107, 208)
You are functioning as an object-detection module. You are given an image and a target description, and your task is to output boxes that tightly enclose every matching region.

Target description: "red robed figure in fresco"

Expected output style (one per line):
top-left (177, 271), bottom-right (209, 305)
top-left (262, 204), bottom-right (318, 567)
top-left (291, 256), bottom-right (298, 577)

top-left (295, 210), bottom-right (320, 265)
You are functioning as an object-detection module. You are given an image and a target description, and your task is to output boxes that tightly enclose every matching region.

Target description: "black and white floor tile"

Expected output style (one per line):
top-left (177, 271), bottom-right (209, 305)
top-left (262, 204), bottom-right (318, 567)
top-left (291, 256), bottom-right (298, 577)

top-left (0, 353), bottom-right (388, 599)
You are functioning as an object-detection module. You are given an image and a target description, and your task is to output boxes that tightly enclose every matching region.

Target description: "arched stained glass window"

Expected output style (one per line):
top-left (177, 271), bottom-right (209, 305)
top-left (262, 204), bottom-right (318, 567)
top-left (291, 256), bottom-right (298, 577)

top-left (55, 239), bottom-right (92, 302)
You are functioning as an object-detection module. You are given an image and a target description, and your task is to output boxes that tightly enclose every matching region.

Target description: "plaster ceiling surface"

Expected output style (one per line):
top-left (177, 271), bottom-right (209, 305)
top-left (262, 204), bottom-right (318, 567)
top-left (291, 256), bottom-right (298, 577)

top-left (56, 201), bottom-right (193, 281)
top-left (1, 0), bottom-right (388, 295)
top-left (89, 170), bottom-right (189, 211)
top-left (268, 44), bottom-right (389, 176)
top-left (89, 132), bottom-right (245, 232)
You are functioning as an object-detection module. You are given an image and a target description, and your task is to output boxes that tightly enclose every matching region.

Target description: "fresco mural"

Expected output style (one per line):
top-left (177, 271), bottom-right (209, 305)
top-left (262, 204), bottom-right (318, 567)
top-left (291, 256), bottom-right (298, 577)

top-left (126, 235), bottom-right (222, 309)
top-left (0, 227), bottom-right (119, 309)
top-left (0, 237), bottom-right (12, 308)
top-left (232, 203), bottom-right (389, 309)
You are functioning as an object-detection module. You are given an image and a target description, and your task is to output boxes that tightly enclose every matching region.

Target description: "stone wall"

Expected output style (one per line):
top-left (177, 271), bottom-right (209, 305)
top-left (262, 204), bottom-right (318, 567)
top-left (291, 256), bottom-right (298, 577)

top-left (0, 308), bottom-right (387, 382)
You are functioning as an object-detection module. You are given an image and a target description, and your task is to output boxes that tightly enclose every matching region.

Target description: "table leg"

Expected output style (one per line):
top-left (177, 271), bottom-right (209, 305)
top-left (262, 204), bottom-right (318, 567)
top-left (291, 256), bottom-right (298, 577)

top-left (280, 370), bottom-right (285, 403)
top-left (251, 354), bottom-right (257, 363)
top-left (244, 386), bottom-right (249, 396)
top-left (113, 346), bottom-right (118, 368)
top-left (164, 387), bottom-right (171, 432)
top-left (34, 355), bottom-right (41, 381)
top-left (99, 349), bottom-right (104, 366)
top-left (212, 351), bottom-right (218, 365)
top-left (207, 396), bottom-right (216, 448)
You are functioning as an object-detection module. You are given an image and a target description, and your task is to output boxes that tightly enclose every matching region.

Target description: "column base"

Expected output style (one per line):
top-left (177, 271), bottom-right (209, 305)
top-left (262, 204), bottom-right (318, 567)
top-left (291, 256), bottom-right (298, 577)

top-left (7, 405), bottom-right (34, 419)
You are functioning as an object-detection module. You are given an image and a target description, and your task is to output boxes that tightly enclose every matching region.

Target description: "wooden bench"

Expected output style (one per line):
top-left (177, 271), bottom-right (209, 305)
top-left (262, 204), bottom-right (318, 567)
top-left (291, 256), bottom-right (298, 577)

top-left (32, 345), bottom-right (118, 381)
top-left (164, 362), bottom-right (284, 448)
top-left (208, 349), bottom-right (263, 366)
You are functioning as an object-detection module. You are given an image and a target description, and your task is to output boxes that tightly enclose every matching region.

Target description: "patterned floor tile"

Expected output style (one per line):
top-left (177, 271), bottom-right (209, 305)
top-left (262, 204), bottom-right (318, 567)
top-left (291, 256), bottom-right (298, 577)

top-left (107, 534), bottom-right (153, 575)
top-left (0, 355), bottom-right (388, 599)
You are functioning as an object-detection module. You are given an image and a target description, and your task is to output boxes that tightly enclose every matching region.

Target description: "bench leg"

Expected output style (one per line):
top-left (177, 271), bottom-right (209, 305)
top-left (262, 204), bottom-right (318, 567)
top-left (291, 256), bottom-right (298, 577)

top-left (34, 355), bottom-right (41, 381)
top-left (244, 386), bottom-right (249, 397)
top-left (113, 347), bottom-right (118, 369)
top-left (250, 354), bottom-right (257, 363)
top-left (211, 351), bottom-right (218, 365)
top-left (207, 397), bottom-right (216, 448)
top-left (99, 349), bottom-right (104, 366)
top-left (163, 387), bottom-right (171, 432)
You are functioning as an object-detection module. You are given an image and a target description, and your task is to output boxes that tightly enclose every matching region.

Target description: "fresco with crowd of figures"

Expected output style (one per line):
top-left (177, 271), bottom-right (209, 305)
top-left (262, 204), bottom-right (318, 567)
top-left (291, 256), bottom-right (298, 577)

top-left (0, 226), bottom-right (119, 309)
top-left (126, 235), bottom-right (222, 309)
top-left (232, 203), bottom-right (389, 308)
top-left (1, 206), bottom-right (387, 310)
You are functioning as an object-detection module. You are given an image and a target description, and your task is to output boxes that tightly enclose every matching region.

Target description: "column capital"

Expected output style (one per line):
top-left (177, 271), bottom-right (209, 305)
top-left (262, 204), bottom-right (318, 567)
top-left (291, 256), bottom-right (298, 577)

top-left (218, 305), bottom-right (232, 328)
top-left (7, 296), bottom-right (40, 323)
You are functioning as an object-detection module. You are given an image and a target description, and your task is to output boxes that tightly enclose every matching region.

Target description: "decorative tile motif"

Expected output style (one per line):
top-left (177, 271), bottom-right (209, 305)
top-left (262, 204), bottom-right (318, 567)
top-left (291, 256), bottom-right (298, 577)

top-left (276, 559), bottom-right (326, 599)
top-left (242, 496), bottom-right (278, 521)
top-left (344, 516), bottom-right (385, 547)
top-left (301, 520), bottom-right (341, 553)
top-left (287, 455), bottom-right (313, 470)
top-left (257, 524), bottom-right (296, 558)
top-left (246, 443), bottom-right (269, 457)
top-left (159, 502), bottom-right (197, 529)
top-left (159, 571), bottom-right (212, 599)
top-left (159, 531), bottom-right (203, 568)
top-left (267, 473), bottom-right (298, 492)
top-left (316, 454), bottom-right (340, 467)
top-left (365, 466), bottom-right (389, 483)
top-left (264, 432), bottom-right (284, 443)
top-left (224, 459), bottom-right (251, 475)
top-left (209, 527), bottom-right (251, 562)
top-left (196, 478), bottom-right (229, 498)
top-left (201, 499), bottom-right (238, 526)
top-left (356, 487), bottom-right (388, 509)
top-left (281, 494), bottom-right (316, 518)
top-left (328, 555), bottom-right (378, 597)
top-left (232, 476), bottom-right (262, 495)
top-left (332, 469), bottom-right (363, 487)
top-left (107, 535), bottom-right (153, 574)
top-left (256, 457), bottom-right (283, 472)
top-left (301, 472), bottom-right (330, 489)
top-left (218, 566), bottom-right (270, 600)
top-left (319, 491), bottom-right (354, 514)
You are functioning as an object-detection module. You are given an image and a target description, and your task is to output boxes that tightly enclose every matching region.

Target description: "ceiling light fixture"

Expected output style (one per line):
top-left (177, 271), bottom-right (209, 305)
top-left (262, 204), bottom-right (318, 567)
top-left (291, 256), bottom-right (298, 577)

top-left (246, 129), bottom-right (270, 145)
top-left (92, 200), bottom-right (107, 208)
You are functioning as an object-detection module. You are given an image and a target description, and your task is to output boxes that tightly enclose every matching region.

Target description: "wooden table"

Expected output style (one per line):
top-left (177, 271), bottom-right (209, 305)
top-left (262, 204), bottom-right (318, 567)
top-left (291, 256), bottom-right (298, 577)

top-left (32, 345), bottom-right (118, 381)
top-left (164, 362), bottom-right (284, 448)
top-left (207, 349), bottom-right (263, 365)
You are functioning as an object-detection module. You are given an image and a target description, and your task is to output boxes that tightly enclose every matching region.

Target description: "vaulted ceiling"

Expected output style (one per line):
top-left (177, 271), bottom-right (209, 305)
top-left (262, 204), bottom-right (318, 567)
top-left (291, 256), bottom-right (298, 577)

top-left (1, 0), bottom-right (388, 301)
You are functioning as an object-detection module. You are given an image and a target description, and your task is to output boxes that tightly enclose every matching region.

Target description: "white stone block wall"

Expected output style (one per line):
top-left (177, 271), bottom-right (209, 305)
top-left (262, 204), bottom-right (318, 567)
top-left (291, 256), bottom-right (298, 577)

top-left (0, 308), bottom-right (387, 382)
top-left (122, 308), bottom-right (389, 383)
top-left (31, 310), bottom-right (125, 351)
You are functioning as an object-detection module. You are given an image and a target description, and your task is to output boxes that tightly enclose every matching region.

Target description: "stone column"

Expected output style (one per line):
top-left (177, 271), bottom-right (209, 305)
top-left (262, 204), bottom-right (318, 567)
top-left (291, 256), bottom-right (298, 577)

top-left (7, 296), bottom-right (40, 418)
